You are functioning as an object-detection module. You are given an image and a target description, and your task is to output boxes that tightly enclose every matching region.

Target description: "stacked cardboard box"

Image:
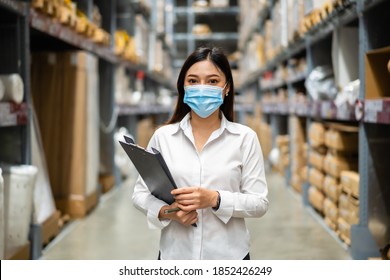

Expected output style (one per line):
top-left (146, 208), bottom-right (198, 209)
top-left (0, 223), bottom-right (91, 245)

top-left (245, 104), bottom-right (272, 161)
top-left (31, 51), bottom-right (100, 219)
top-left (289, 116), bottom-right (307, 193)
top-left (307, 122), bottom-right (327, 214)
top-left (337, 171), bottom-right (360, 245)
top-left (322, 124), bottom-right (359, 244)
top-left (275, 135), bottom-right (290, 175)
top-left (137, 117), bottom-right (157, 149)
top-left (259, 122), bottom-right (272, 161)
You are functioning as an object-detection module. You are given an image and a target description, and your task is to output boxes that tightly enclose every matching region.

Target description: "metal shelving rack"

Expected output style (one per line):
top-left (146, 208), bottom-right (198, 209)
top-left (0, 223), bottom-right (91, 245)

top-left (171, 0), bottom-right (239, 67)
top-left (170, 0), bottom-right (252, 122)
top-left (0, 0), bottom-right (30, 165)
top-left (238, 0), bottom-right (390, 259)
top-left (0, 0), bottom-right (175, 259)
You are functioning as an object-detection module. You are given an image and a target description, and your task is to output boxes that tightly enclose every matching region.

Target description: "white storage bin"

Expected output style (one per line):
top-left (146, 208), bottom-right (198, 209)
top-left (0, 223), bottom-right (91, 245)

top-left (2, 165), bottom-right (37, 259)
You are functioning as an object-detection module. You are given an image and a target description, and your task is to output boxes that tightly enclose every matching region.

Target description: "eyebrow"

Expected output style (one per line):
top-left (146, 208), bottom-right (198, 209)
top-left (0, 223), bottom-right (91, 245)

top-left (186, 74), bottom-right (221, 78)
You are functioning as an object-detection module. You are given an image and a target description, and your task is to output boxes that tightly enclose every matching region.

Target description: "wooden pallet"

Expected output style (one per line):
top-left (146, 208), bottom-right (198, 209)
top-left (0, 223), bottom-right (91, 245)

top-left (55, 190), bottom-right (99, 219)
top-left (99, 174), bottom-right (116, 194)
top-left (41, 210), bottom-right (62, 247)
top-left (6, 242), bottom-right (30, 260)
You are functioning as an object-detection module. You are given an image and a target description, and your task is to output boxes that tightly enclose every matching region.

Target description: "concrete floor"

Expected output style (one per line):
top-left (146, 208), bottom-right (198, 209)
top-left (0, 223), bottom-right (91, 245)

top-left (40, 171), bottom-right (351, 260)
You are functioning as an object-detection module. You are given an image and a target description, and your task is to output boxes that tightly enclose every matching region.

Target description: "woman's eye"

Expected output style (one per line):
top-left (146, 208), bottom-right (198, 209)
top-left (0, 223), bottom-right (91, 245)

top-left (209, 80), bottom-right (218, 84)
top-left (188, 79), bottom-right (198, 84)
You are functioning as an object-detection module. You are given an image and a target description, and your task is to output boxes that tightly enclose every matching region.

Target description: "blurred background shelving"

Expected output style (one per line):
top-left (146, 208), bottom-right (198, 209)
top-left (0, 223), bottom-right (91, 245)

top-left (0, 0), bottom-right (389, 261)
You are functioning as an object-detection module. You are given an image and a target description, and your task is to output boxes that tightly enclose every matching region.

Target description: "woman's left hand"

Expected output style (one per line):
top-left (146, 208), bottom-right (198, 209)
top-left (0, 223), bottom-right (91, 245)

top-left (171, 187), bottom-right (219, 211)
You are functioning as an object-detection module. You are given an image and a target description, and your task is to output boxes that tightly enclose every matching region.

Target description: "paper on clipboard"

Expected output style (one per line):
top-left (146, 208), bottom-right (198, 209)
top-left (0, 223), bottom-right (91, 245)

top-left (119, 136), bottom-right (177, 205)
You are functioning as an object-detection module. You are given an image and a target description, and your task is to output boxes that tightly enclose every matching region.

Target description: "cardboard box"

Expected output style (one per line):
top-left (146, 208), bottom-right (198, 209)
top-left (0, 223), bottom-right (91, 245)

top-left (289, 116), bottom-right (306, 144)
top-left (309, 122), bottom-right (326, 148)
top-left (309, 149), bottom-right (325, 171)
top-left (309, 167), bottom-right (325, 190)
top-left (308, 185), bottom-right (325, 212)
top-left (338, 217), bottom-right (351, 245)
top-left (324, 129), bottom-right (358, 153)
top-left (276, 135), bottom-right (290, 148)
top-left (259, 122), bottom-right (272, 159)
top-left (324, 197), bottom-right (338, 224)
top-left (365, 46), bottom-right (390, 99)
top-left (323, 175), bottom-right (341, 203)
top-left (323, 153), bottom-right (358, 179)
top-left (339, 192), bottom-right (360, 225)
top-left (137, 117), bottom-right (156, 148)
top-left (291, 153), bottom-right (306, 174)
top-left (340, 171), bottom-right (359, 198)
top-left (290, 173), bottom-right (302, 193)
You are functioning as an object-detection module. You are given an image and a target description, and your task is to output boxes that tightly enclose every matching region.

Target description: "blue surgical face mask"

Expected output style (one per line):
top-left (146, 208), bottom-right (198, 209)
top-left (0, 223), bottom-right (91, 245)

top-left (183, 84), bottom-right (226, 118)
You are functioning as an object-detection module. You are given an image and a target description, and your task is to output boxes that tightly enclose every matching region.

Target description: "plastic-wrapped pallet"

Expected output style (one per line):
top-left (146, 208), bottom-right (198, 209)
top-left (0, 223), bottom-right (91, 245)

top-left (31, 106), bottom-right (56, 225)
top-left (85, 53), bottom-right (99, 200)
top-left (0, 168), bottom-right (4, 259)
top-left (31, 51), bottom-right (100, 218)
top-left (2, 165), bottom-right (37, 259)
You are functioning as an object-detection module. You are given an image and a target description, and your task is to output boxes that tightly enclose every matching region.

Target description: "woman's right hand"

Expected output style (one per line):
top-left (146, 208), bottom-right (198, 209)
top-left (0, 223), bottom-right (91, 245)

top-left (159, 203), bottom-right (198, 226)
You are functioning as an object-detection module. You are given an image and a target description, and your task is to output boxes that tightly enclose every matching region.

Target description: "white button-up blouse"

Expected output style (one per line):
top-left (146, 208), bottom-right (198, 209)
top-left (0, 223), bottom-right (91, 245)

top-left (132, 113), bottom-right (269, 260)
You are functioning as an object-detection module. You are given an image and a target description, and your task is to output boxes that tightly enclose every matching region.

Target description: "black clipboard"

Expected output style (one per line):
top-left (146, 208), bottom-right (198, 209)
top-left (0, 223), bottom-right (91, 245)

top-left (119, 136), bottom-right (177, 205)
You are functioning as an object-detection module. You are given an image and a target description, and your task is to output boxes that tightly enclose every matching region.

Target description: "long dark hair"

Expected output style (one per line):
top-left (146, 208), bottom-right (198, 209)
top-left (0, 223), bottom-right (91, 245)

top-left (166, 46), bottom-right (235, 124)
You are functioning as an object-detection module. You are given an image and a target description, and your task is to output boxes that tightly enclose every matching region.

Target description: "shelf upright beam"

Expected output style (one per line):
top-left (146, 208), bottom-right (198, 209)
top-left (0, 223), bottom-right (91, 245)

top-left (186, 0), bottom-right (195, 55)
top-left (94, 0), bottom-right (118, 184)
top-left (349, 1), bottom-right (381, 260)
top-left (148, 0), bottom-right (157, 73)
top-left (116, 0), bottom-right (135, 36)
top-left (20, 3), bottom-right (31, 166)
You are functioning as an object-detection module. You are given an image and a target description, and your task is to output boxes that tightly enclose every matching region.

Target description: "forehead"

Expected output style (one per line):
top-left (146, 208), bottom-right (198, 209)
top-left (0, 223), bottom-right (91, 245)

top-left (186, 60), bottom-right (224, 77)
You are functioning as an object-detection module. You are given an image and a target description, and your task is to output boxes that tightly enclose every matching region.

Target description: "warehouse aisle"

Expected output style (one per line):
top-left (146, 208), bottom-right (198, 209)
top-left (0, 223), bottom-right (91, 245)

top-left (40, 170), bottom-right (351, 260)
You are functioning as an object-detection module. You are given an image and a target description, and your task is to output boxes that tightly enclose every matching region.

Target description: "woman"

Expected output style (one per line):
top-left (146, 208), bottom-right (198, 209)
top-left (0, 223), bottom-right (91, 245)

top-left (132, 46), bottom-right (269, 260)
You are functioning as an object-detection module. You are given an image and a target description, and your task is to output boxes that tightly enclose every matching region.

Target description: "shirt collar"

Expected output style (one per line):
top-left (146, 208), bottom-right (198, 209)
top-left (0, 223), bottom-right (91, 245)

top-left (171, 112), bottom-right (241, 135)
